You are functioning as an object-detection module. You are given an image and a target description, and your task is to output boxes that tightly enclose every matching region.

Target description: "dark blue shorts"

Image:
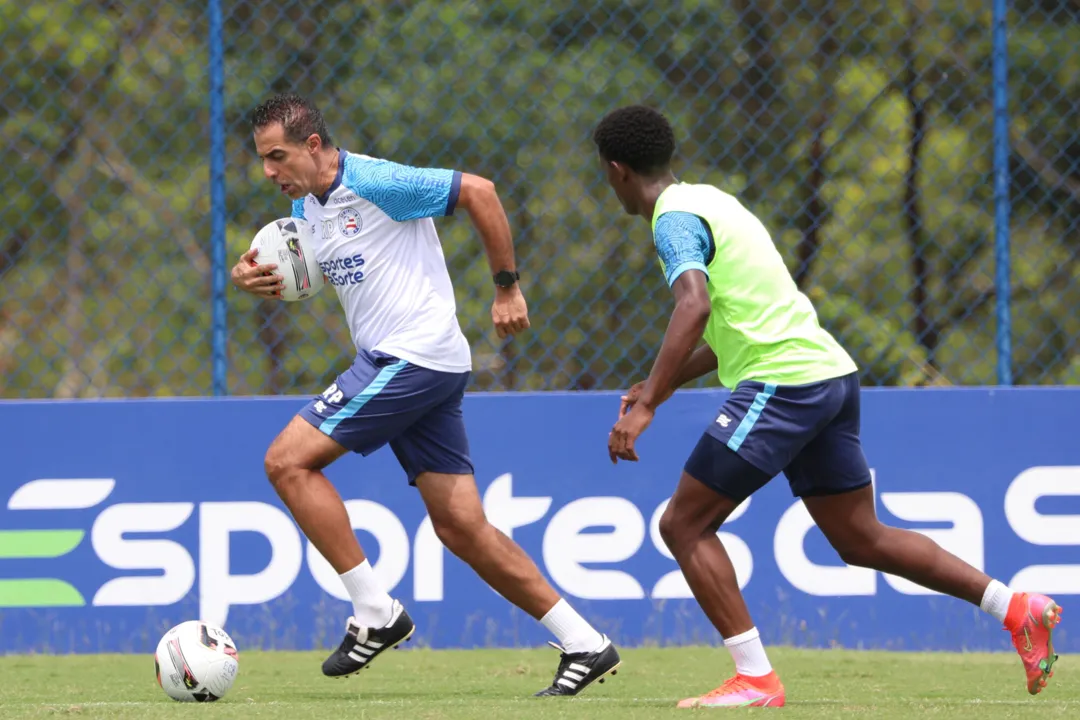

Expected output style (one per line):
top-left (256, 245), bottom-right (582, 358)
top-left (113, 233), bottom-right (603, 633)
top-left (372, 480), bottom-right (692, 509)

top-left (684, 372), bottom-right (872, 501)
top-left (298, 349), bottom-right (474, 485)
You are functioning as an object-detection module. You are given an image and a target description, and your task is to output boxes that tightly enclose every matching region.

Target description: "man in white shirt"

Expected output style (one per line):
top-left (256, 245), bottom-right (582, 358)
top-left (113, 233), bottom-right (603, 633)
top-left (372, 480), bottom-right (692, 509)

top-left (231, 93), bottom-right (619, 695)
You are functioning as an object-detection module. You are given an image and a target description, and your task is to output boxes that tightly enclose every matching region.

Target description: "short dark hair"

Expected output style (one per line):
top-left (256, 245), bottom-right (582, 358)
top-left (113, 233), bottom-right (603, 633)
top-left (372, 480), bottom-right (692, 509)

top-left (251, 93), bottom-right (333, 146)
top-left (592, 105), bottom-right (675, 175)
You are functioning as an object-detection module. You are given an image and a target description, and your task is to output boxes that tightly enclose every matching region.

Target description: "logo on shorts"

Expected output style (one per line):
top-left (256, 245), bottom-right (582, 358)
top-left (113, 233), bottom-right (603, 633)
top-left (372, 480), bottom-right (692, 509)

top-left (338, 207), bottom-right (362, 237)
top-left (321, 383), bottom-right (344, 405)
top-left (717, 414), bottom-right (732, 428)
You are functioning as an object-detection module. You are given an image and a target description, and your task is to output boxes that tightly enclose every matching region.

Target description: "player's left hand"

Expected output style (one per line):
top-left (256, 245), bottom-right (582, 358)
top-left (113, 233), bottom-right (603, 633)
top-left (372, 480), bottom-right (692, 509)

top-left (492, 285), bottom-right (530, 339)
top-left (609, 404), bottom-right (655, 464)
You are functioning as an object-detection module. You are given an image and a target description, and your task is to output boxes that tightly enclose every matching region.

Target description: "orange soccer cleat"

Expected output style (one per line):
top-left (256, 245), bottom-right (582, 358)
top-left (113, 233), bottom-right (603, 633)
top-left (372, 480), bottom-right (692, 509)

top-left (1004, 592), bottom-right (1062, 695)
top-left (676, 671), bottom-right (785, 708)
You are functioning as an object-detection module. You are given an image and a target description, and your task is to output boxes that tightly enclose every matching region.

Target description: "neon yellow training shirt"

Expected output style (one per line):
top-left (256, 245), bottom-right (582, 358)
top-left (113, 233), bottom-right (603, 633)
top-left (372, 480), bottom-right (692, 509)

top-left (652, 182), bottom-right (857, 389)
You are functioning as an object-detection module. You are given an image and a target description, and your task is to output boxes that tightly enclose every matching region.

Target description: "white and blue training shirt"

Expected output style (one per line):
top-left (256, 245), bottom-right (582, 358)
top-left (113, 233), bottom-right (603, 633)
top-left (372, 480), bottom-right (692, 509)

top-left (291, 150), bottom-right (470, 373)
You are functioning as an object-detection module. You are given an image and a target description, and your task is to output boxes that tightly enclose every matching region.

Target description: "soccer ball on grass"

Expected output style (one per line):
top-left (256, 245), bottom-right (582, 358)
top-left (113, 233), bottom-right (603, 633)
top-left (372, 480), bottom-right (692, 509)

top-left (154, 620), bottom-right (239, 702)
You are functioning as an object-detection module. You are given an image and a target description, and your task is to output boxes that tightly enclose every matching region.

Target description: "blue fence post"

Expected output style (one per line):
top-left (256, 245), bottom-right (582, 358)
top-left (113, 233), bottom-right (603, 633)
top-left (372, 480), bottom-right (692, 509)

top-left (209, 0), bottom-right (228, 395)
top-left (992, 0), bottom-right (1012, 386)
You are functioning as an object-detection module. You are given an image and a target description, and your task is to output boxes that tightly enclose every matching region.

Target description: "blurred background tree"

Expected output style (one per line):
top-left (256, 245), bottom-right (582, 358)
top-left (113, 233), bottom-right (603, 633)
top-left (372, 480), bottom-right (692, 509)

top-left (2, 0), bottom-right (1077, 397)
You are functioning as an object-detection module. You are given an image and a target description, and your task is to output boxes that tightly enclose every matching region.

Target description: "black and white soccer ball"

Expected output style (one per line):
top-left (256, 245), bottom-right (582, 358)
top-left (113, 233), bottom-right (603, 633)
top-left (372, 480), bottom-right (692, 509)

top-left (154, 621), bottom-right (239, 702)
top-left (249, 217), bottom-right (325, 302)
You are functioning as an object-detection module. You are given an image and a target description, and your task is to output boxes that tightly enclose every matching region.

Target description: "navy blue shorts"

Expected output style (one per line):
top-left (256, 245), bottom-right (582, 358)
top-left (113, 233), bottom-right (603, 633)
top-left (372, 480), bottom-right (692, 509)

top-left (684, 372), bottom-right (872, 502)
top-left (298, 349), bottom-right (474, 485)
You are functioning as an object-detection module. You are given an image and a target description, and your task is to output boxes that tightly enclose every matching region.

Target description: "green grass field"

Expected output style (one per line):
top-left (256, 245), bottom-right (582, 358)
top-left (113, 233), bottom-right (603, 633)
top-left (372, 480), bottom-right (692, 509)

top-left (0, 646), bottom-right (1074, 719)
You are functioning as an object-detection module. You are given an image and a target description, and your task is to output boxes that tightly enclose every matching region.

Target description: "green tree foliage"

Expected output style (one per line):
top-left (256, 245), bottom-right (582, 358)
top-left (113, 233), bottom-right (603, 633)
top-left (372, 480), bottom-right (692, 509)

top-left (2, 0), bottom-right (1077, 397)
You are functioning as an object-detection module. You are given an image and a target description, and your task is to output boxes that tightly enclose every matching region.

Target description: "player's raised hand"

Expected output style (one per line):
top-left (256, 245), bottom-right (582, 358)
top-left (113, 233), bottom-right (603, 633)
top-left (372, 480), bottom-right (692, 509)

top-left (231, 248), bottom-right (284, 299)
top-left (492, 285), bottom-right (530, 339)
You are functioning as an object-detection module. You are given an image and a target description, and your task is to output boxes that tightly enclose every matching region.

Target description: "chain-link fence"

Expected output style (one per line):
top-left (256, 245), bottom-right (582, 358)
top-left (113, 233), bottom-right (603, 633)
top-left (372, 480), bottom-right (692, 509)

top-left (3, 0), bottom-right (1078, 398)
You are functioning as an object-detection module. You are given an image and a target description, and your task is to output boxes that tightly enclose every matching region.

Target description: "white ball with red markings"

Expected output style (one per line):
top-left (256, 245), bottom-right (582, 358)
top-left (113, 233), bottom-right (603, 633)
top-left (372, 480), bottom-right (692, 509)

top-left (249, 217), bottom-right (325, 302)
top-left (154, 620), bottom-right (239, 702)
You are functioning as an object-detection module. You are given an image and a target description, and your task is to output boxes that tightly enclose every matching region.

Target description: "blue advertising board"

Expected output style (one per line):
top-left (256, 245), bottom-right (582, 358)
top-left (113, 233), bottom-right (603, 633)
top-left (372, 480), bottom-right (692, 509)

top-left (1, 388), bottom-right (1078, 655)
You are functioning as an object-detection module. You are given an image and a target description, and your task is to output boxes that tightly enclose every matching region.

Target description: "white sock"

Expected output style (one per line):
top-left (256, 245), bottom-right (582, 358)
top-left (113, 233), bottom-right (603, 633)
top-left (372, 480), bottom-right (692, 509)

top-left (339, 560), bottom-right (395, 628)
top-left (724, 627), bottom-right (773, 677)
top-left (980, 579), bottom-right (1014, 623)
top-left (540, 599), bottom-right (605, 654)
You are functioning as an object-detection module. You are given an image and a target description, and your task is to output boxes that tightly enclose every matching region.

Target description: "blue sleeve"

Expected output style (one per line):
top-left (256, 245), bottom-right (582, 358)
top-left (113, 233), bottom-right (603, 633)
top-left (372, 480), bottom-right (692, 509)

top-left (291, 199), bottom-right (306, 220)
top-left (653, 211), bottom-right (712, 287)
top-left (342, 154), bottom-right (461, 222)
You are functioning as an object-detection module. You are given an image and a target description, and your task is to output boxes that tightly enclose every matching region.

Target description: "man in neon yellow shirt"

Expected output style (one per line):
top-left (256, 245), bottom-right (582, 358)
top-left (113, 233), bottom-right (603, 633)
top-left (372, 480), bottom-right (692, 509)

top-left (594, 105), bottom-right (1061, 708)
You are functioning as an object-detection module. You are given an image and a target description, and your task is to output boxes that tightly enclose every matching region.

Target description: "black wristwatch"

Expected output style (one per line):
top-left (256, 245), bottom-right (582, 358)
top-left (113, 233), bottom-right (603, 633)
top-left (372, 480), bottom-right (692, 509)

top-left (493, 269), bottom-right (520, 288)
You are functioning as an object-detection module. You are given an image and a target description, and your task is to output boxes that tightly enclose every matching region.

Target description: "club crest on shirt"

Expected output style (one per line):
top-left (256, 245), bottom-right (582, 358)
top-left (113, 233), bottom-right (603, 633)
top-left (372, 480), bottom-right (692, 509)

top-left (338, 207), bottom-right (363, 237)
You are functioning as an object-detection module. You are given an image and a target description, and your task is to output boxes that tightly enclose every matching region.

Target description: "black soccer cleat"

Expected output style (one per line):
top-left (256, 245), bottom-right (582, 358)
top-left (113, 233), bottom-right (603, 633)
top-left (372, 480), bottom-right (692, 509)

top-left (534, 635), bottom-right (621, 696)
top-left (321, 600), bottom-right (415, 678)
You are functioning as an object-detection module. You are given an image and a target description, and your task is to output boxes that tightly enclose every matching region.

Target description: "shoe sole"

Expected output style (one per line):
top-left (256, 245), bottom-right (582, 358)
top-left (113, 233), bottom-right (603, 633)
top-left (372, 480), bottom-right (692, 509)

top-left (330, 625), bottom-right (416, 680)
top-left (593, 660), bottom-right (621, 687)
top-left (1029, 602), bottom-right (1062, 695)
top-left (573, 659), bottom-right (622, 695)
top-left (680, 690), bottom-right (785, 709)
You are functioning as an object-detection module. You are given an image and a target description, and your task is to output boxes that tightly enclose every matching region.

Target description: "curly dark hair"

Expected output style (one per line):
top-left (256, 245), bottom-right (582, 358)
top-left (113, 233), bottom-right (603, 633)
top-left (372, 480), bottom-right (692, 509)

top-left (592, 105), bottom-right (675, 175)
top-left (251, 93), bottom-right (333, 146)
